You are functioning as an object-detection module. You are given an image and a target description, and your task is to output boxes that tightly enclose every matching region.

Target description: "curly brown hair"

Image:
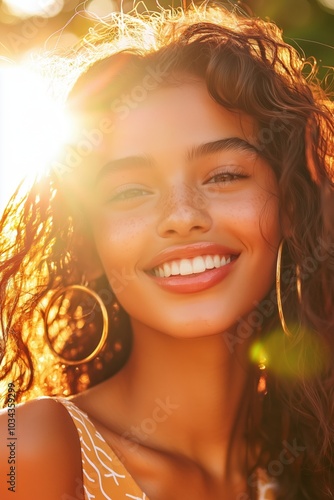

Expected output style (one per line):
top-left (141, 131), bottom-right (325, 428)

top-left (0, 4), bottom-right (333, 499)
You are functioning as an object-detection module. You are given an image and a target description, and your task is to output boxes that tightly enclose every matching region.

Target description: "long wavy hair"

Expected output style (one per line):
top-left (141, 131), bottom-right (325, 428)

top-left (0, 4), bottom-right (333, 498)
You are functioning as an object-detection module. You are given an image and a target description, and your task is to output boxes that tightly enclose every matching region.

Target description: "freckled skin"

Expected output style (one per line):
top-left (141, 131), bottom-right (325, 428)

top-left (18, 81), bottom-right (281, 500)
top-left (86, 82), bottom-right (281, 339)
top-left (0, 81), bottom-right (283, 500)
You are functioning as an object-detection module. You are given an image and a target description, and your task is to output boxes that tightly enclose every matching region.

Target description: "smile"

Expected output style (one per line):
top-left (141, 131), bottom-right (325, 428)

top-left (152, 255), bottom-right (233, 278)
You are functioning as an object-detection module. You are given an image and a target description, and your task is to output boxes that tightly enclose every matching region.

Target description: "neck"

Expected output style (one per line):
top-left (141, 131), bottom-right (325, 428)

top-left (108, 320), bottom-right (256, 477)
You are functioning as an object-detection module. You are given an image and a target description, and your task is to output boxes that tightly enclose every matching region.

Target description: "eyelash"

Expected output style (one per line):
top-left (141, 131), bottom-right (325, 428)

top-left (108, 186), bottom-right (151, 202)
top-left (205, 168), bottom-right (249, 185)
top-left (106, 167), bottom-right (248, 203)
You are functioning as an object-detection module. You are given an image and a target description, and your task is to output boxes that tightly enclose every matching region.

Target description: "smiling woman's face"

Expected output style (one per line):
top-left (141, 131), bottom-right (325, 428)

top-left (83, 81), bottom-right (281, 339)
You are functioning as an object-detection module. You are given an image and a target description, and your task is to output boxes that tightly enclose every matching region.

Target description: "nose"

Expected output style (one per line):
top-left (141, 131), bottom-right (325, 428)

top-left (157, 183), bottom-right (212, 238)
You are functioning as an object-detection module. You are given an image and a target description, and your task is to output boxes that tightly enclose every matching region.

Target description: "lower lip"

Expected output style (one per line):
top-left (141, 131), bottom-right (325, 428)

top-left (147, 259), bottom-right (237, 294)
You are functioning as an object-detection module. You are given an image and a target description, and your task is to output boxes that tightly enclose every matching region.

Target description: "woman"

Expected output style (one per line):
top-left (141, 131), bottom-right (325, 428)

top-left (0, 4), bottom-right (333, 499)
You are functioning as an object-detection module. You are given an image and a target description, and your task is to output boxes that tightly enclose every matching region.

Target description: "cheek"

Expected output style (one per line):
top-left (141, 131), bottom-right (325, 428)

top-left (90, 210), bottom-right (152, 274)
top-left (253, 172), bottom-right (281, 242)
top-left (213, 188), bottom-right (280, 246)
top-left (261, 197), bottom-right (281, 245)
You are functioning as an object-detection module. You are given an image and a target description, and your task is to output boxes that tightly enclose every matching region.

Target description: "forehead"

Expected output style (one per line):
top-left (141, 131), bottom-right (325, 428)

top-left (69, 81), bottom-right (262, 191)
top-left (96, 82), bottom-right (258, 158)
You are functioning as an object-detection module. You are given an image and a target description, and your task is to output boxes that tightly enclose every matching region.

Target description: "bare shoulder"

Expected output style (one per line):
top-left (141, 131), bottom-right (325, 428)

top-left (0, 397), bottom-right (83, 500)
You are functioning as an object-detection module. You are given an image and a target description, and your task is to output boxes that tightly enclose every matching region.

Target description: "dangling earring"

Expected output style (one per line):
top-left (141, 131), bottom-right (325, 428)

top-left (276, 240), bottom-right (302, 337)
top-left (44, 284), bottom-right (108, 365)
top-left (257, 356), bottom-right (267, 397)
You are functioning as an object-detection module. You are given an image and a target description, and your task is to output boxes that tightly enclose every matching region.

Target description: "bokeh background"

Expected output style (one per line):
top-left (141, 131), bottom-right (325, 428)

top-left (0, 0), bottom-right (333, 212)
top-left (0, 0), bottom-right (333, 65)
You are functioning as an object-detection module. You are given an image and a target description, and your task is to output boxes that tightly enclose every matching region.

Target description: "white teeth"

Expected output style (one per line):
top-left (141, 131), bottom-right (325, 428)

top-left (180, 259), bottom-right (193, 276)
top-left (205, 255), bottom-right (215, 269)
top-left (152, 254), bottom-right (234, 278)
top-left (213, 255), bottom-right (221, 268)
top-left (171, 261), bottom-right (179, 275)
top-left (163, 262), bottom-right (171, 277)
top-left (223, 256), bottom-right (231, 265)
top-left (192, 256), bottom-right (206, 273)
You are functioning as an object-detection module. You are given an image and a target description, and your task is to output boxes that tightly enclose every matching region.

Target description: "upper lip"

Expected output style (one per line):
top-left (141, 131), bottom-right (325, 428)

top-left (144, 242), bottom-right (240, 271)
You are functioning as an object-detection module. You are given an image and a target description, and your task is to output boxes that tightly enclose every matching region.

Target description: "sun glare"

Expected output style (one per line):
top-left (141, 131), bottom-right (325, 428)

top-left (317, 0), bottom-right (334, 11)
top-left (0, 63), bottom-right (71, 213)
top-left (3, 0), bottom-right (64, 18)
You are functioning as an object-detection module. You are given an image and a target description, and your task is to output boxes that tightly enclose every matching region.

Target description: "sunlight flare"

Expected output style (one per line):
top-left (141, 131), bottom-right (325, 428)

top-left (0, 63), bottom-right (71, 212)
top-left (2, 0), bottom-right (64, 18)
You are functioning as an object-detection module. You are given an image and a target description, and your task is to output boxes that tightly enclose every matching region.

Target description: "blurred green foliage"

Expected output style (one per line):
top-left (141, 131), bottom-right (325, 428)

top-left (247, 0), bottom-right (333, 82)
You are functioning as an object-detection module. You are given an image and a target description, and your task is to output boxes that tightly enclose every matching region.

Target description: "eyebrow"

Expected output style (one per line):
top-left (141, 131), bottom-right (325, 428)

top-left (95, 137), bottom-right (260, 185)
top-left (187, 137), bottom-right (260, 161)
top-left (95, 155), bottom-right (152, 186)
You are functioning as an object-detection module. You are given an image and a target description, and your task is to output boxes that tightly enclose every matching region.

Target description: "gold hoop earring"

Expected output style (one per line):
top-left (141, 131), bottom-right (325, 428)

top-left (276, 240), bottom-right (302, 337)
top-left (44, 285), bottom-right (108, 365)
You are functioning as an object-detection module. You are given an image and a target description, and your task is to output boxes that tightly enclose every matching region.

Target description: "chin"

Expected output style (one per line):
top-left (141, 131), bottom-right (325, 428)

top-left (158, 320), bottom-right (228, 340)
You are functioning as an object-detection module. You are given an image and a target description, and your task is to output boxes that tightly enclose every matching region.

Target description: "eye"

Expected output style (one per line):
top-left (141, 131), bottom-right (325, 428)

top-left (107, 185), bottom-right (152, 202)
top-left (205, 169), bottom-right (249, 185)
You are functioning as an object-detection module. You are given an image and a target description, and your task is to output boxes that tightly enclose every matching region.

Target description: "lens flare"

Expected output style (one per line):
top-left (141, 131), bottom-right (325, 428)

top-left (87, 0), bottom-right (118, 17)
top-left (2, 0), bottom-right (64, 18)
top-left (0, 63), bottom-right (71, 213)
top-left (250, 329), bottom-right (329, 380)
top-left (317, 0), bottom-right (334, 12)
